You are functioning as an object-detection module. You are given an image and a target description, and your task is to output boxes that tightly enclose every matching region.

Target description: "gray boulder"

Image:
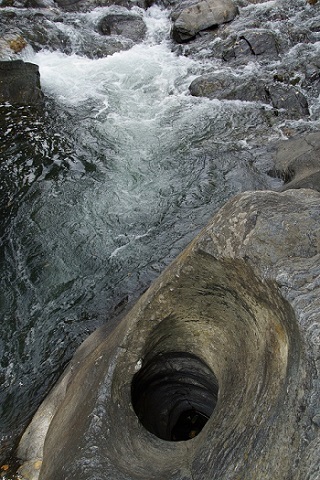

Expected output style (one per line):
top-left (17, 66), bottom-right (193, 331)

top-left (189, 72), bottom-right (309, 119)
top-left (16, 189), bottom-right (320, 480)
top-left (189, 71), bottom-right (269, 102)
top-left (98, 13), bottom-right (147, 43)
top-left (266, 83), bottom-right (309, 119)
top-left (222, 29), bottom-right (281, 62)
top-left (240, 30), bottom-right (280, 56)
top-left (0, 60), bottom-right (43, 106)
top-left (268, 132), bottom-right (320, 191)
top-left (171, 0), bottom-right (239, 43)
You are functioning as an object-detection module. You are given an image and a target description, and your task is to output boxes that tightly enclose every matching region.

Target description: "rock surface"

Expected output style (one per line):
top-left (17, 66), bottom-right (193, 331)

top-left (171, 0), bottom-right (238, 42)
top-left (189, 71), bottom-right (268, 102)
top-left (54, 0), bottom-right (134, 11)
top-left (189, 72), bottom-right (310, 119)
top-left (221, 29), bottom-right (282, 62)
top-left (98, 12), bottom-right (147, 42)
top-left (0, 60), bottom-right (43, 106)
top-left (0, 7), bottom-right (145, 59)
top-left (16, 189), bottom-right (320, 480)
top-left (268, 132), bottom-right (320, 191)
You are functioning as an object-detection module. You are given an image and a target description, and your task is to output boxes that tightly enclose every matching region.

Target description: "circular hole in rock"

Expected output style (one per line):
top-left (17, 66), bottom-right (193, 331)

top-left (131, 352), bottom-right (219, 441)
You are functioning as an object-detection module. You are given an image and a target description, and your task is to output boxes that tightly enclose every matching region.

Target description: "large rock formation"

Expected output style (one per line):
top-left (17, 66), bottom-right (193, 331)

top-left (0, 7), bottom-right (146, 60)
top-left (0, 60), bottom-right (43, 106)
top-left (16, 188), bottom-right (320, 480)
top-left (189, 72), bottom-right (310, 119)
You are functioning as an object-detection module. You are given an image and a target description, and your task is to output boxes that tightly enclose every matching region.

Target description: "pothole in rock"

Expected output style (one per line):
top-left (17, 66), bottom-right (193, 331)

top-left (131, 351), bottom-right (219, 441)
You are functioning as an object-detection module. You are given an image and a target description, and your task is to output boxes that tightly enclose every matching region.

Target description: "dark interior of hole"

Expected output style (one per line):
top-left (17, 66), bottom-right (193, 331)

top-left (131, 352), bottom-right (219, 441)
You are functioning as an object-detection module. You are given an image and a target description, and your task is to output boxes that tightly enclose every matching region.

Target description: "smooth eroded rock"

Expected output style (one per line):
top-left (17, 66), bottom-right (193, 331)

top-left (53, 0), bottom-right (147, 12)
top-left (98, 13), bottom-right (147, 42)
top-left (16, 189), bottom-right (320, 480)
top-left (171, 0), bottom-right (239, 43)
top-left (54, 0), bottom-right (127, 9)
top-left (268, 131), bottom-right (320, 191)
top-left (189, 71), bottom-right (269, 102)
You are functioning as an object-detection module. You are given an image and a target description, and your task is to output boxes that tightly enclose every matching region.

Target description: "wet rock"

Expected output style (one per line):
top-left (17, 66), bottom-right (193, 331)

top-left (312, 414), bottom-right (320, 426)
top-left (0, 10), bottom-right (73, 57)
top-left (80, 37), bottom-right (134, 58)
top-left (176, 1), bottom-right (294, 61)
top-left (98, 13), bottom-right (147, 42)
top-left (16, 189), bottom-right (320, 480)
top-left (171, 0), bottom-right (238, 43)
top-left (0, 60), bottom-right (43, 106)
top-left (222, 29), bottom-right (281, 62)
top-left (189, 71), bottom-right (309, 119)
top-left (0, 9), bottom-right (138, 58)
top-left (53, 0), bottom-right (147, 12)
top-left (0, 0), bottom-right (54, 6)
top-left (246, 0), bottom-right (267, 3)
top-left (240, 29), bottom-right (280, 56)
top-left (0, 32), bottom-right (28, 58)
top-left (266, 83), bottom-right (309, 119)
top-left (189, 71), bottom-right (269, 103)
top-left (268, 131), bottom-right (320, 191)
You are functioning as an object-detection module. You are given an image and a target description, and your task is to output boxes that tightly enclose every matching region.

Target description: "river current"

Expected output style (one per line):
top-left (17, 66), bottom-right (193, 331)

top-left (1, 0), bottom-right (319, 461)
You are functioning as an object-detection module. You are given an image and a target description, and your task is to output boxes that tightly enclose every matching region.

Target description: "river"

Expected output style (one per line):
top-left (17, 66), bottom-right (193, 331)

top-left (0, 0), bottom-right (319, 463)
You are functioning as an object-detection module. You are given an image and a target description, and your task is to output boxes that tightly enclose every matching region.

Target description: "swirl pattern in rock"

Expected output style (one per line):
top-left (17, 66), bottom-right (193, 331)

top-left (16, 188), bottom-right (320, 479)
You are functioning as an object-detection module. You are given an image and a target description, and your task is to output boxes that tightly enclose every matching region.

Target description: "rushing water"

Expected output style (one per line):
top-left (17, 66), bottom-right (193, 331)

top-left (0, 0), bottom-right (319, 461)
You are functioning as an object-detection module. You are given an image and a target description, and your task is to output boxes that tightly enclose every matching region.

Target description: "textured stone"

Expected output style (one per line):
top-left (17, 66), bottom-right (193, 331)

top-left (221, 29), bottom-right (281, 62)
top-left (266, 83), bottom-right (309, 119)
top-left (189, 70), bottom-right (310, 120)
top-left (241, 30), bottom-right (280, 56)
top-left (98, 13), bottom-right (147, 42)
top-left (171, 0), bottom-right (238, 43)
top-left (54, 0), bottom-right (129, 10)
top-left (189, 71), bottom-right (269, 102)
top-left (268, 132), bottom-right (320, 191)
top-left (0, 60), bottom-right (43, 106)
top-left (189, 71), bottom-right (309, 119)
top-left (17, 189), bottom-right (320, 480)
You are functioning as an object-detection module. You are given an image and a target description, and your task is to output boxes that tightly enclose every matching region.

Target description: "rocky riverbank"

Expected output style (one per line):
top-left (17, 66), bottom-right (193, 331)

top-left (0, 0), bottom-right (319, 478)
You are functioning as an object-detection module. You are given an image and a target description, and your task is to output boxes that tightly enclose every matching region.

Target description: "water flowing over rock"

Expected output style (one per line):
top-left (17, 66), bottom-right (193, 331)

top-left (16, 188), bottom-right (320, 480)
top-left (53, 0), bottom-right (140, 12)
top-left (189, 72), bottom-right (310, 119)
top-left (0, 7), bottom-right (144, 58)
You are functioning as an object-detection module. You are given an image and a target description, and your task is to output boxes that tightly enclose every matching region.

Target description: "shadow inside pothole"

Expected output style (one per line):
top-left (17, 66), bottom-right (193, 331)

top-left (131, 351), bottom-right (219, 441)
